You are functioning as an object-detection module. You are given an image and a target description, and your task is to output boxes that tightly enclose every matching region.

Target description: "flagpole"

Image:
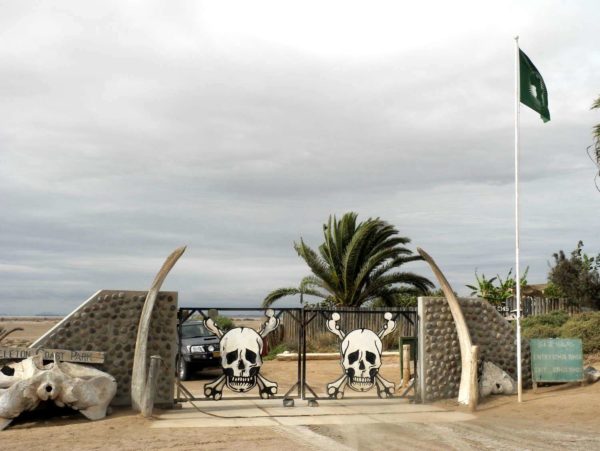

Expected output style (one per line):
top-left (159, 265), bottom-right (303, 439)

top-left (514, 36), bottom-right (523, 403)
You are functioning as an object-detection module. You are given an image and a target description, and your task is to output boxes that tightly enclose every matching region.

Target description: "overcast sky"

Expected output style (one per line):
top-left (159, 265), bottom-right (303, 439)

top-left (1, 1), bottom-right (599, 315)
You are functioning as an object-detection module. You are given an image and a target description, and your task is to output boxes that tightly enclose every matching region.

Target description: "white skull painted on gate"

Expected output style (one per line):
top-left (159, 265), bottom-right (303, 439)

top-left (341, 329), bottom-right (383, 391)
top-left (325, 312), bottom-right (397, 399)
top-left (203, 309), bottom-right (280, 399)
top-left (220, 327), bottom-right (263, 392)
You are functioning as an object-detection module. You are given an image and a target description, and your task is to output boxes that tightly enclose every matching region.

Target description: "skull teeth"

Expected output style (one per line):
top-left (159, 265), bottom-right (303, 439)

top-left (230, 376), bottom-right (254, 384)
top-left (350, 376), bottom-right (373, 385)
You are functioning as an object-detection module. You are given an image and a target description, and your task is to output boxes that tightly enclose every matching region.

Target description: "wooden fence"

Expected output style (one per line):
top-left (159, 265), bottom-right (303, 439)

top-left (503, 297), bottom-right (581, 317)
top-left (270, 307), bottom-right (417, 352)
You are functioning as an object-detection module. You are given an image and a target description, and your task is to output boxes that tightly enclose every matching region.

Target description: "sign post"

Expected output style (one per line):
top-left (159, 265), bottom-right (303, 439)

top-left (0, 347), bottom-right (105, 364)
top-left (530, 338), bottom-right (583, 391)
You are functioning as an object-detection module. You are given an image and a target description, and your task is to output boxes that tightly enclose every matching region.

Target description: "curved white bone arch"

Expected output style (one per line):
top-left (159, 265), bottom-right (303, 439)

top-left (131, 246), bottom-right (186, 412)
top-left (417, 247), bottom-right (474, 405)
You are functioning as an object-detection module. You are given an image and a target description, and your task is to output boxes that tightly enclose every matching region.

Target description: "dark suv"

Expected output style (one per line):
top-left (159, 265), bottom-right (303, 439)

top-left (177, 320), bottom-right (220, 380)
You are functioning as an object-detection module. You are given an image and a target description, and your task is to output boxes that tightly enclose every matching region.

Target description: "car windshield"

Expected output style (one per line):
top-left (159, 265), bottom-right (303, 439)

top-left (182, 323), bottom-right (213, 339)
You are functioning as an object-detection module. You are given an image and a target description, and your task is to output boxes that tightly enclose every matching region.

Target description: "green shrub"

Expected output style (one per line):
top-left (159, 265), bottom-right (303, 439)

top-left (264, 340), bottom-right (298, 360)
top-left (522, 323), bottom-right (561, 339)
top-left (264, 343), bottom-right (288, 361)
top-left (560, 312), bottom-right (600, 354)
top-left (523, 311), bottom-right (600, 353)
top-left (306, 333), bottom-right (339, 353)
top-left (522, 310), bottom-right (570, 329)
top-left (215, 316), bottom-right (235, 331)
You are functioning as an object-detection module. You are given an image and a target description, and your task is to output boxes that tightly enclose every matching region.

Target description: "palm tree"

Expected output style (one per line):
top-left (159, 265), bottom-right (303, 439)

top-left (263, 212), bottom-right (433, 307)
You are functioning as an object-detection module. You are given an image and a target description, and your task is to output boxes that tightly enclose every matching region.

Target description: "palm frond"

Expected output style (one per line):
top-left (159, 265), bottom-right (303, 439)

top-left (262, 286), bottom-right (327, 307)
top-left (294, 239), bottom-right (339, 294)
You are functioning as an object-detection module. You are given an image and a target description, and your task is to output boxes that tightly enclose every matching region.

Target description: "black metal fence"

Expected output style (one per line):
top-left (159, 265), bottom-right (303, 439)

top-left (176, 306), bottom-right (418, 403)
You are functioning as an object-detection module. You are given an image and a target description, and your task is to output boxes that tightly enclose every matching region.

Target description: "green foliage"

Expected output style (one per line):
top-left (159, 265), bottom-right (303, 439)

top-left (466, 267), bottom-right (528, 305)
top-left (215, 316), bottom-right (235, 332)
top-left (547, 241), bottom-right (600, 308)
top-left (368, 286), bottom-right (447, 308)
top-left (522, 324), bottom-right (562, 339)
top-left (521, 310), bottom-right (569, 339)
top-left (522, 310), bottom-right (570, 328)
top-left (543, 283), bottom-right (565, 298)
top-left (560, 312), bottom-right (600, 354)
top-left (427, 288), bottom-right (446, 297)
top-left (263, 212), bottom-right (433, 307)
top-left (521, 311), bottom-right (600, 354)
top-left (264, 343), bottom-right (291, 361)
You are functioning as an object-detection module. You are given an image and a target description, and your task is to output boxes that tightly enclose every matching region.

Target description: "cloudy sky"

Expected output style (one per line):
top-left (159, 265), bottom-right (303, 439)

top-left (1, 1), bottom-right (599, 315)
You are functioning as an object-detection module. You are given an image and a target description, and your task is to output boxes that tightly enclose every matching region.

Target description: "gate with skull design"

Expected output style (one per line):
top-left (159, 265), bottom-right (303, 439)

top-left (175, 306), bottom-right (418, 404)
top-left (303, 308), bottom-right (418, 401)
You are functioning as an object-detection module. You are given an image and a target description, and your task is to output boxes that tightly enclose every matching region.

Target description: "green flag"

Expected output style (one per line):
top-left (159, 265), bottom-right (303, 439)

top-left (519, 49), bottom-right (550, 122)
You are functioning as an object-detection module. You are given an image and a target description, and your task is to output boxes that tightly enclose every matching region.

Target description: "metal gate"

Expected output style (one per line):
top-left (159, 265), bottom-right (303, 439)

top-left (175, 306), bottom-right (418, 405)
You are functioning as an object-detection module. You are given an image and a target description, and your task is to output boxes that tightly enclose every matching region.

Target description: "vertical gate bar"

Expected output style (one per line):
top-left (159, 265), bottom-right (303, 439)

top-left (176, 308), bottom-right (183, 402)
top-left (301, 306), bottom-right (307, 400)
top-left (296, 309), bottom-right (302, 397)
top-left (414, 310), bottom-right (420, 402)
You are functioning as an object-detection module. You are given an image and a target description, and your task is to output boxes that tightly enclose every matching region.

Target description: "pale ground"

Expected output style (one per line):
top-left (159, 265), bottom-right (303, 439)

top-left (1, 318), bottom-right (600, 450)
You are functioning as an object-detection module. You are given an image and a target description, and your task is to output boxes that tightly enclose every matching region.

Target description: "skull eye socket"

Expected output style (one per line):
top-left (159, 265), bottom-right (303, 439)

top-left (226, 350), bottom-right (238, 365)
top-left (245, 349), bottom-right (257, 364)
top-left (366, 351), bottom-right (376, 365)
top-left (348, 350), bottom-right (360, 365)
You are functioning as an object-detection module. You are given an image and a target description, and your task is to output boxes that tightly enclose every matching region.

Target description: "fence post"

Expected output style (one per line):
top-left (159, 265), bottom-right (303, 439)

top-left (142, 355), bottom-right (162, 418)
top-left (468, 345), bottom-right (479, 412)
top-left (402, 344), bottom-right (411, 388)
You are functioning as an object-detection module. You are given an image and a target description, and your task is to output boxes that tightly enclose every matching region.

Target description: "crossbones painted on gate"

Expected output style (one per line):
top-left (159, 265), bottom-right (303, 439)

top-left (325, 312), bottom-right (397, 399)
top-left (203, 309), bottom-right (280, 400)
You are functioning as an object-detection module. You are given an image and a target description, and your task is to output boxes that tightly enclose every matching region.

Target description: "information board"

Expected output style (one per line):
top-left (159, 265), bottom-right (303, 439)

top-left (0, 347), bottom-right (105, 364)
top-left (530, 338), bottom-right (583, 383)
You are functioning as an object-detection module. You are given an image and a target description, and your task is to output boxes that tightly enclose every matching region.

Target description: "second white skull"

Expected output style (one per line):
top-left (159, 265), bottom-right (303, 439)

top-left (220, 327), bottom-right (263, 392)
top-left (340, 329), bottom-right (383, 391)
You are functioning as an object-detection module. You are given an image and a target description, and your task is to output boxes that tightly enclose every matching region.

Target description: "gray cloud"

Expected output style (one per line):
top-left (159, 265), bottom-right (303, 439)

top-left (1, 1), bottom-right (599, 315)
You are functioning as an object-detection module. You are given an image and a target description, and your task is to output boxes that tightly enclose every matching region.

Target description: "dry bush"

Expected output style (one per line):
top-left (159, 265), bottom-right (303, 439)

top-left (306, 333), bottom-right (339, 353)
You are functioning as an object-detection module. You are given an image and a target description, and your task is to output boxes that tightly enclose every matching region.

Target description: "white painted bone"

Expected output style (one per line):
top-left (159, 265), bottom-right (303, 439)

top-left (417, 247), bottom-right (474, 405)
top-left (374, 374), bottom-right (395, 398)
top-left (0, 356), bottom-right (117, 430)
top-left (326, 373), bottom-right (347, 399)
top-left (256, 374), bottom-right (278, 399)
top-left (258, 309), bottom-right (280, 338)
top-left (131, 246), bottom-right (186, 412)
top-left (377, 312), bottom-right (396, 339)
top-left (326, 312), bottom-right (345, 340)
top-left (204, 374), bottom-right (226, 400)
top-left (204, 317), bottom-right (224, 339)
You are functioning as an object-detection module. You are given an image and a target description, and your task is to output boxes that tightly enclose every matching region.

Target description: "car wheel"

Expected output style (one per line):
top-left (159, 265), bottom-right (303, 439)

top-left (178, 358), bottom-right (189, 381)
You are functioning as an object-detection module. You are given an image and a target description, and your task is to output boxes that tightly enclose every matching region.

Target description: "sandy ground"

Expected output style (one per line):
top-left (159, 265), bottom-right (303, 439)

top-left (0, 317), bottom-right (62, 346)
top-left (2, 317), bottom-right (600, 450)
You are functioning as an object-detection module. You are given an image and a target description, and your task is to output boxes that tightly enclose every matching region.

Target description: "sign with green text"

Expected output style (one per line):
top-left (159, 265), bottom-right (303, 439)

top-left (530, 338), bottom-right (583, 383)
